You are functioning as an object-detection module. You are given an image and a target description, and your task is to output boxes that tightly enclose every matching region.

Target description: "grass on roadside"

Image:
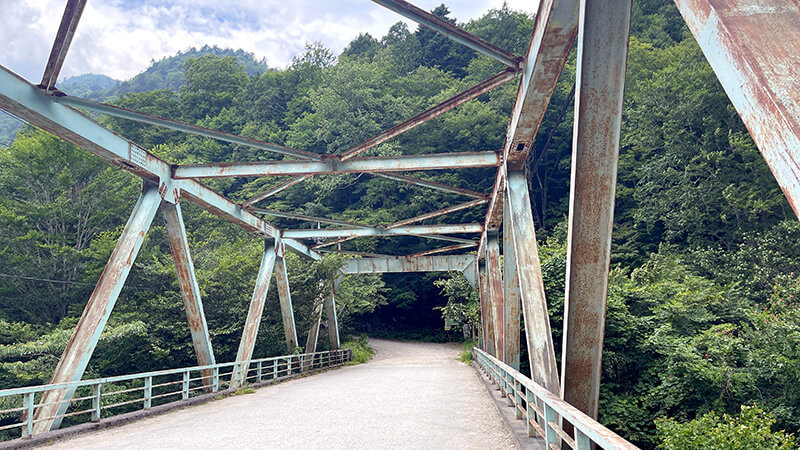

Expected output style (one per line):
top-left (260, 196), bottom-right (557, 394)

top-left (341, 334), bottom-right (375, 365)
top-left (460, 339), bottom-right (477, 363)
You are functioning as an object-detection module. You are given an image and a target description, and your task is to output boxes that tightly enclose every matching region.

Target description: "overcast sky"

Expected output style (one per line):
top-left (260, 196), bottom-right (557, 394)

top-left (1, 0), bottom-right (537, 83)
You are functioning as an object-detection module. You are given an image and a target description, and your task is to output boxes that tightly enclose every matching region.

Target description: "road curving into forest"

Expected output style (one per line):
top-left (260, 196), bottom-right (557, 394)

top-left (45, 338), bottom-right (516, 449)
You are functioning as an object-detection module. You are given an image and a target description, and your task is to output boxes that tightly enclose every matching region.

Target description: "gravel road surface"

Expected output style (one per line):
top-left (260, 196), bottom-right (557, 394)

top-left (45, 338), bottom-right (516, 449)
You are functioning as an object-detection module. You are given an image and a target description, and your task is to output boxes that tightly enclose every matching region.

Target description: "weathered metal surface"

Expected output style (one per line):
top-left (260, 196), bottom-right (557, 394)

top-left (39, 0), bottom-right (87, 91)
top-left (303, 299), bottom-right (324, 369)
top-left (484, 0), bottom-right (580, 229)
top-left (283, 223), bottom-right (482, 239)
top-left (506, 170), bottom-right (559, 394)
top-left (317, 249), bottom-right (395, 258)
top-left (339, 70), bottom-right (519, 160)
top-left (503, 195), bottom-right (521, 370)
top-left (390, 199), bottom-right (487, 227)
top-left (173, 151), bottom-right (500, 179)
top-left (673, 0), bottom-right (800, 218)
top-left (162, 202), bottom-right (216, 389)
top-left (274, 248), bottom-right (300, 353)
top-left (462, 259), bottom-right (478, 290)
top-left (250, 208), bottom-right (372, 229)
top-left (231, 242), bottom-right (277, 389)
top-left (55, 96), bottom-right (322, 160)
top-left (370, 0), bottom-right (522, 68)
top-left (340, 255), bottom-right (475, 274)
top-left (478, 261), bottom-right (493, 353)
top-left (0, 65), bottom-right (321, 260)
top-left (561, 0), bottom-right (631, 420)
top-left (405, 242), bottom-right (476, 258)
top-left (33, 183), bottom-right (162, 434)
top-left (242, 175), bottom-right (312, 208)
top-left (372, 172), bottom-right (487, 199)
top-left (323, 287), bottom-right (340, 350)
top-left (482, 260), bottom-right (497, 357)
top-left (486, 231), bottom-right (505, 360)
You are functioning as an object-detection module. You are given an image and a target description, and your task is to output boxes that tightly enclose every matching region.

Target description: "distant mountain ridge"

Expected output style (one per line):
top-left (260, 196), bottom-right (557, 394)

top-left (0, 46), bottom-right (269, 145)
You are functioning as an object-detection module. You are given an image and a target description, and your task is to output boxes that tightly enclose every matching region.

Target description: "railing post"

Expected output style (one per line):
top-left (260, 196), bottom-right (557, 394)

top-left (544, 404), bottom-right (557, 447)
top-left (182, 371), bottom-right (190, 400)
top-left (257, 361), bottom-right (263, 382)
top-left (22, 392), bottom-right (34, 439)
top-left (506, 373), bottom-right (514, 406)
top-left (91, 384), bottom-right (101, 422)
top-left (212, 367), bottom-right (219, 392)
top-left (514, 380), bottom-right (522, 419)
top-left (144, 376), bottom-right (152, 409)
top-left (273, 359), bottom-right (278, 380)
top-left (525, 388), bottom-right (535, 438)
top-left (575, 429), bottom-right (591, 450)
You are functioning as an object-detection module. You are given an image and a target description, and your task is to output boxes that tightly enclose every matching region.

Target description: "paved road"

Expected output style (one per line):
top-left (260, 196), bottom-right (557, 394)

top-left (47, 339), bottom-right (516, 449)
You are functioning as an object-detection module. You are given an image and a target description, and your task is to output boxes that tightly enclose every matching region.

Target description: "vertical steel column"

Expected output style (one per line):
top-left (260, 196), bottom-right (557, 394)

top-left (274, 244), bottom-right (299, 352)
top-left (231, 242), bottom-right (277, 389)
top-left (34, 183), bottom-right (162, 433)
top-left (303, 299), bottom-right (324, 370)
top-left (503, 195), bottom-right (522, 370)
top-left (323, 285), bottom-right (341, 350)
top-left (486, 230), bottom-right (505, 360)
top-left (162, 202), bottom-right (216, 389)
top-left (561, 0), bottom-right (631, 420)
top-left (506, 171), bottom-right (559, 394)
top-left (478, 260), bottom-right (495, 355)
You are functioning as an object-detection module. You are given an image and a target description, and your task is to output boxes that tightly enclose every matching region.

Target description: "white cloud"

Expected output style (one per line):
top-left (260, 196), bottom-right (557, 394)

top-left (0, 0), bottom-right (539, 82)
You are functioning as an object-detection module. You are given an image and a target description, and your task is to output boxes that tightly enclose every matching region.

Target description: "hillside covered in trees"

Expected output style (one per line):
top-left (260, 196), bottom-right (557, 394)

top-left (1, 1), bottom-right (800, 447)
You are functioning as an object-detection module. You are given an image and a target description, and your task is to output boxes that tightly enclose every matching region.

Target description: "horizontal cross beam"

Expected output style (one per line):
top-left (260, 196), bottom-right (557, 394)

top-left (371, 0), bottom-right (521, 69)
top-left (283, 223), bottom-right (482, 239)
top-left (250, 208), bottom-right (371, 229)
top-left (55, 95), bottom-right (322, 161)
top-left (173, 151), bottom-right (500, 179)
top-left (341, 255), bottom-right (476, 274)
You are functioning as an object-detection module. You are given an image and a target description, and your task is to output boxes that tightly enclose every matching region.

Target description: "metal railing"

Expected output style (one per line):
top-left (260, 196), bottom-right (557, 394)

top-left (473, 348), bottom-right (637, 450)
top-left (0, 348), bottom-right (351, 441)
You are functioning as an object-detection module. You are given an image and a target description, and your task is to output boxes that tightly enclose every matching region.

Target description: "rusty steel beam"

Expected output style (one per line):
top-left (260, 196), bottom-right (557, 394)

top-left (370, 0), bottom-right (522, 68)
top-left (34, 183), bottom-right (162, 433)
top-left (462, 258), bottom-right (478, 290)
top-left (303, 299), bottom-right (325, 369)
top-left (55, 95), bottom-right (322, 161)
top-left (39, 0), bottom-right (87, 92)
top-left (250, 208), bottom-right (372, 229)
top-left (405, 242), bottom-right (476, 258)
top-left (274, 246), bottom-right (299, 353)
top-left (340, 255), bottom-right (475, 274)
top-left (503, 194), bottom-right (521, 370)
top-left (561, 0), bottom-right (631, 421)
top-left (173, 151), bottom-right (500, 179)
top-left (390, 198), bottom-right (487, 227)
top-left (485, 0), bottom-right (580, 229)
top-left (372, 172), bottom-right (487, 199)
top-left (486, 231), bottom-right (505, 359)
top-left (162, 202), bottom-right (216, 389)
top-left (242, 175), bottom-right (312, 208)
top-left (323, 287), bottom-right (340, 350)
top-left (0, 65), bottom-right (321, 261)
top-left (673, 0), bottom-right (800, 217)
top-left (231, 242), bottom-right (277, 389)
top-left (481, 260), bottom-right (496, 356)
top-left (339, 70), bottom-right (519, 160)
top-left (283, 223), bottom-right (482, 239)
top-left (506, 170), bottom-right (559, 394)
top-left (317, 249), bottom-right (396, 258)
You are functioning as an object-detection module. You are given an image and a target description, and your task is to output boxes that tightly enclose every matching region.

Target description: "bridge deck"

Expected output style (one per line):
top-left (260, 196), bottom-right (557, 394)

top-left (45, 339), bottom-right (517, 449)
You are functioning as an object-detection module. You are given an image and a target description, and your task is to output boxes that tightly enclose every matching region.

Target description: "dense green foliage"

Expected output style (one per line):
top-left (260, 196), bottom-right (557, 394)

top-left (0, 1), bottom-right (799, 447)
top-left (342, 334), bottom-right (375, 365)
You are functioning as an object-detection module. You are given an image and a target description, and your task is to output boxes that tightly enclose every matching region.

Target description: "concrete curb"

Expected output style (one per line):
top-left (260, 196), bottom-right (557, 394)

top-left (472, 361), bottom-right (545, 450)
top-left (1, 363), bottom-right (348, 450)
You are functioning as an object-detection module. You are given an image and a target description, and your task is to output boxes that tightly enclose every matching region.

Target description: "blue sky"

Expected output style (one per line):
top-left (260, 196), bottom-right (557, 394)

top-left (2, 0), bottom-right (537, 83)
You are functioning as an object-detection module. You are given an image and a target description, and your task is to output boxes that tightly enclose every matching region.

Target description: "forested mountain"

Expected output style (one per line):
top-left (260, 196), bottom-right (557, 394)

top-left (1, 1), bottom-right (799, 447)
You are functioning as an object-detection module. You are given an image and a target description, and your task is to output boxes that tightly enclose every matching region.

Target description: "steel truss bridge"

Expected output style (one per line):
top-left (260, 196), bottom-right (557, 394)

top-left (0, 0), bottom-right (799, 448)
